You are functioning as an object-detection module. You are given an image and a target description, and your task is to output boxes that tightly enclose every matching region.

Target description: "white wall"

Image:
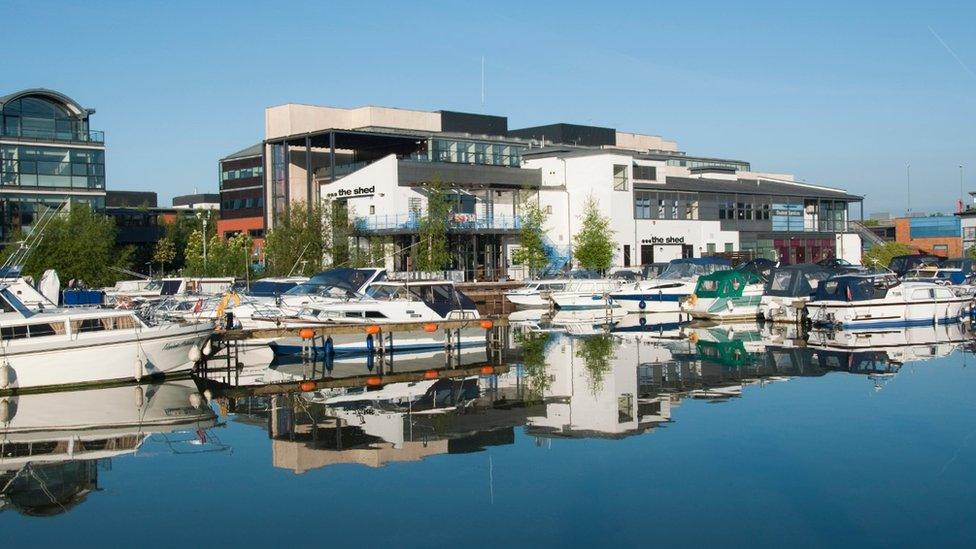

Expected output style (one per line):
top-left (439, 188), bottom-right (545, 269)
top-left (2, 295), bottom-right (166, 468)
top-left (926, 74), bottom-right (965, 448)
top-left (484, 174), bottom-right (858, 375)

top-left (835, 233), bottom-right (863, 264)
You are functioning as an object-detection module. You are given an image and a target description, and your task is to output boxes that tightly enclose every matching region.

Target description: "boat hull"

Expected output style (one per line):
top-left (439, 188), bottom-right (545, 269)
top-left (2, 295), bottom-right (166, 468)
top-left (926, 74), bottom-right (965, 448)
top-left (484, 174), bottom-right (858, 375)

top-left (807, 298), bottom-right (970, 328)
top-left (683, 295), bottom-right (762, 321)
top-left (505, 293), bottom-right (550, 309)
top-left (0, 322), bottom-right (213, 394)
top-left (760, 295), bottom-right (810, 323)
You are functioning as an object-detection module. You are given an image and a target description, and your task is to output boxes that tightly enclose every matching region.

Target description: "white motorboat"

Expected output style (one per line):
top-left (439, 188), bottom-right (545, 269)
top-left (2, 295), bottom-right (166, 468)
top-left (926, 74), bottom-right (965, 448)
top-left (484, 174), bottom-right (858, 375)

top-left (681, 269), bottom-right (765, 321)
top-left (550, 279), bottom-right (623, 311)
top-left (759, 264), bottom-right (836, 323)
top-left (610, 258), bottom-right (731, 313)
top-left (107, 277), bottom-right (235, 308)
top-left (261, 280), bottom-right (483, 357)
top-left (806, 274), bottom-right (971, 329)
top-left (504, 279), bottom-right (570, 309)
top-left (0, 285), bottom-right (214, 393)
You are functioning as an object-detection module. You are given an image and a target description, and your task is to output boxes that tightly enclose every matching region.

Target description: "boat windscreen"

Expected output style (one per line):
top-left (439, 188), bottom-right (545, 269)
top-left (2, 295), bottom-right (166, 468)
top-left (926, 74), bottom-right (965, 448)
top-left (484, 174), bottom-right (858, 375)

top-left (659, 260), bottom-right (727, 280)
top-left (248, 280), bottom-right (299, 297)
top-left (290, 268), bottom-right (377, 296)
top-left (160, 280), bottom-right (182, 295)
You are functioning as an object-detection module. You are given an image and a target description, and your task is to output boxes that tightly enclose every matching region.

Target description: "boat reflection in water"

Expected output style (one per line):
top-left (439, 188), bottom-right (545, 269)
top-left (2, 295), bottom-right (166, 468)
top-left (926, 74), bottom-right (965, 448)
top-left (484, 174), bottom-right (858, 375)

top-left (0, 380), bottom-right (219, 516)
top-left (217, 314), bottom-right (968, 473)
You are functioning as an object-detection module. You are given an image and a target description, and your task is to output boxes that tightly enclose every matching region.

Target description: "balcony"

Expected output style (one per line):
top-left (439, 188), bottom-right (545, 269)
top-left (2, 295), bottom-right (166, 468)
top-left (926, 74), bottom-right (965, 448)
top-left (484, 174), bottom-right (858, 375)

top-left (354, 213), bottom-right (521, 234)
top-left (1, 127), bottom-right (105, 144)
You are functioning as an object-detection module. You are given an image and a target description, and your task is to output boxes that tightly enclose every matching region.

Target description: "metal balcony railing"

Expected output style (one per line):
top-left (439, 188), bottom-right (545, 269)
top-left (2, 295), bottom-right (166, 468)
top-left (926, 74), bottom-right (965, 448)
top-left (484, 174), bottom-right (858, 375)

top-left (1, 127), bottom-right (105, 144)
top-left (354, 213), bottom-right (521, 232)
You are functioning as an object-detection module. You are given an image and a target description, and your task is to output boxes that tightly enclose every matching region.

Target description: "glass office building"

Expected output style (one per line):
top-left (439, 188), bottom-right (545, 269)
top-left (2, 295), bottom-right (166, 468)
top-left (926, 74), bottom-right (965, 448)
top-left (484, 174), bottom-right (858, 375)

top-left (0, 89), bottom-right (106, 241)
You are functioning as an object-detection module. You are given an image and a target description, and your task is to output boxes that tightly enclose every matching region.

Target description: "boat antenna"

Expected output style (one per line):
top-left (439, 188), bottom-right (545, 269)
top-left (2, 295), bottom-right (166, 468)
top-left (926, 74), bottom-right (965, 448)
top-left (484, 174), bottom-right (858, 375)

top-left (0, 199), bottom-right (69, 276)
top-left (288, 242), bottom-right (312, 277)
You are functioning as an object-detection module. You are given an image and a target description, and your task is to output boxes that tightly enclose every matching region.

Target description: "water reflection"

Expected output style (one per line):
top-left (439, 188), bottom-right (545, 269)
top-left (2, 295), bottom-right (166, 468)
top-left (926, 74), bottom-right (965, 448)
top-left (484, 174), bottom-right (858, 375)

top-left (3, 316), bottom-right (973, 516)
top-left (0, 380), bottom-right (219, 516)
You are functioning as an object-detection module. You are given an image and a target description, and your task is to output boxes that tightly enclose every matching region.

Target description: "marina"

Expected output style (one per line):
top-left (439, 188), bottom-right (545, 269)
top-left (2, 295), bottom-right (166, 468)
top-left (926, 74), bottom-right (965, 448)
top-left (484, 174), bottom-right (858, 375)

top-left (5, 4), bottom-right (976, 543)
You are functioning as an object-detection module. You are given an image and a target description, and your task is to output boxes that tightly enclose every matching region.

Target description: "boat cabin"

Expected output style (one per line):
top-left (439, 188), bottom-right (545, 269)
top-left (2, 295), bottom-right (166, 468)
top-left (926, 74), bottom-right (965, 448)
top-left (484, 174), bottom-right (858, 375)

top-left (812, 274), bottom-right (900, 302)
top-left (764, 264), bottom-right (836, 298)
top-left (887, 254), bottom-right (943, 278)
top-left (694, 270), bottom-right (762, 298)
top-left (284, 268), bottom-right (385, 298)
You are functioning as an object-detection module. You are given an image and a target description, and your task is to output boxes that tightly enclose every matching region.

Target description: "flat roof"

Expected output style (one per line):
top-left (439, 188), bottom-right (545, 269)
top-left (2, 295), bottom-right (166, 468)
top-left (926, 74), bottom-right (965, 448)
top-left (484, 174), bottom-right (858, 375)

top-left (660, 176), bottom-right (862, 201)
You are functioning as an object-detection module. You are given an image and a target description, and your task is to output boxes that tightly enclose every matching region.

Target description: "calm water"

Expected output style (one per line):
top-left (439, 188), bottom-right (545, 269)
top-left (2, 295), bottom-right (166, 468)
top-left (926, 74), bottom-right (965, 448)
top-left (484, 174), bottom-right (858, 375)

top-left (3, 318), bottom-right (976, 547)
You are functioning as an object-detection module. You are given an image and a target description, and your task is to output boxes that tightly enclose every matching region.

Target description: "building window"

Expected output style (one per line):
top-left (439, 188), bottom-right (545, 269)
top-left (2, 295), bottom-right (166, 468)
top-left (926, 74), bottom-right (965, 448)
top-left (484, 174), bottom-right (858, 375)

top-left (725, 243), bottom-right (734, 252)
top-left (719, 198), bottom-right (735, 220)
top-left (658, 199), bottom-right (666, 219)
top-left (613, 164), bottom-right (629, 191)
top-left (707, 243), bottom-right (716, 254)
top-left (633, 165), bottom-right (656, 181)
top-left (544, 205), bottom-right (553, 215)
top-left (634, 191), bottom-right (653, 219)
top-left (686, 200), bottom-right (699, 220)
top-left (369, 205), bottom-right (375, 215)
top-left (933, 244), bottom-right (949, 256)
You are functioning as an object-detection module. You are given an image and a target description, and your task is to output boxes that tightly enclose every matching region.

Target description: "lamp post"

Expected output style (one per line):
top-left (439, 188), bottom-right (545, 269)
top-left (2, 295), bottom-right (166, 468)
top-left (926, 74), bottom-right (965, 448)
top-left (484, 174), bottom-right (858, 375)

top-left (197, 212), bottom-right (208, 273)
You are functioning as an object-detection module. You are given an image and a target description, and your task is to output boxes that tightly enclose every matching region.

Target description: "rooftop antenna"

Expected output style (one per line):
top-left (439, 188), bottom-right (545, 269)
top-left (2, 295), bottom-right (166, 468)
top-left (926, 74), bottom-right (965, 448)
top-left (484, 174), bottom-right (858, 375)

top-left (906, 163), bottom-right (911, 217)
top-left (481, 55), bottom-right (485, 112)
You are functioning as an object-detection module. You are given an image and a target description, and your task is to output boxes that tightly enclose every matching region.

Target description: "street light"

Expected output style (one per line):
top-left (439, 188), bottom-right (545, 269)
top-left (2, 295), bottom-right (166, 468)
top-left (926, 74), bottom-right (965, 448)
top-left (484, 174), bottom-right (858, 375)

top-left (196, 211), bottom-right (208, 273)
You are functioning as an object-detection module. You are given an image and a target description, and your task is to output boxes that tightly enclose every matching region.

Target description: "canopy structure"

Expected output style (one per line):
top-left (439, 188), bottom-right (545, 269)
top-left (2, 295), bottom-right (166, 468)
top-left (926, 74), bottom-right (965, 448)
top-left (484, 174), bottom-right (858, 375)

top-left (812, 274), bottom-right (899, 302)
top-left (694, 270), bottom-right (759, 298)
top-left (764, 263), bottom-right (835, 298)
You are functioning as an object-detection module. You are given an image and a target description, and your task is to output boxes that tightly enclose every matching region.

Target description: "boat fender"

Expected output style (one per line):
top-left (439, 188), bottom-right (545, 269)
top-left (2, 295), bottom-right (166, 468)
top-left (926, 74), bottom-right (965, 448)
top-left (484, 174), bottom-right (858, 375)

top-left (203, 389), bottom-right (213, 402)
top-left (202, 340), bottom-right (213, 356)
top-left (0, 363), bottom-right (13, 389)
top-left (134, 385), bottom-right (144, 407)
top-left (365, 334), bottom-right (375, 355)
top-left (323, 336), bottom-right (335, 358)
top-left (726, 300), bottom-right (735, 311)
top-left (134, 357), bottom-right (143, 382)
top-left (639, 316), bottom-right (647, 326)
top-left (189, 392), bottom-right (203, 408)
top-left (0, 397), bottom-right (16, 423)
top-left (188, 345), bottom-right (202, 363)
top-left (638, 300), bottom-right (647, 310)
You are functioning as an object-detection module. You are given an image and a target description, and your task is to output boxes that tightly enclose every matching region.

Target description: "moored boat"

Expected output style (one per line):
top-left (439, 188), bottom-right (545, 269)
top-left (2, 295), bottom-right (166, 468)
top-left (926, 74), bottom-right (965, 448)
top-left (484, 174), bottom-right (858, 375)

top-left (681, 268), bottom-right (765, 321)
top-left (760, 263), bottom-right (836, 323)
top-left (0, 286), bottom-right (213, 393)
top-left (805, 274), bottom-right (971, 329)
top-left (610, 257), bottom-right (731, 313)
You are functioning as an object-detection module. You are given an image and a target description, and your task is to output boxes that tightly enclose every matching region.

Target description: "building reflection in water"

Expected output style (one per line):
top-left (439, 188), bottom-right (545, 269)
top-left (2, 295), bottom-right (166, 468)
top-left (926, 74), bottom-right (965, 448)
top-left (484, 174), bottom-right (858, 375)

top-left (222, 319), bottom-right (968, 475)
top-left (0, 380), bottom-right (219, 516)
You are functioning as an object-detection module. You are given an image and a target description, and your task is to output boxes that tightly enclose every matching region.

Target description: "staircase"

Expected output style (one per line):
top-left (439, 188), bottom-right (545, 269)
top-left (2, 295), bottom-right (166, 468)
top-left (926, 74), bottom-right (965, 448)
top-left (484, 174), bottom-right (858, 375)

top-left (849, 221), bottom-right (887, 247)
top-left (541, 235), bottom-right (571, 274)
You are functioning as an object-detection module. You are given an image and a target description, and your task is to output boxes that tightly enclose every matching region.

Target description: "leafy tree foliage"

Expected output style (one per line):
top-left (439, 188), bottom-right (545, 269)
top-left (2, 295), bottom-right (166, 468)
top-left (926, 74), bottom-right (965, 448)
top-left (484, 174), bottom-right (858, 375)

top-left (1, 203), bottom-right (131, 287)
top-left (414, 179), bottom-right (452, 272)
top-left (512, 198), bottom-right (549, 276)
top-left (573, 196), bottom-right (615, 272)
top-left (862, 241), bottom-right (913, 270)
top-left (183, 231), bottom-right (254, 278)
top-left (263, 200), bottom-right (332, 277)
top-left (152, 237), bottom-right (176, 276)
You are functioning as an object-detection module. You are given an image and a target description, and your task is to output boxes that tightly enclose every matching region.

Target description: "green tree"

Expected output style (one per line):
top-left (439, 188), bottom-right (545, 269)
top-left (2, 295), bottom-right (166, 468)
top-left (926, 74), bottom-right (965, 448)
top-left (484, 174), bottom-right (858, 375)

top-left (162, 211), bottom-right (213, 273)
top-left (414, 178), bottom-right (451, 272)
top-left (183, 230), bottom-right (254, 278)
top-left (1, 203), bottom-right (131, 287)
top-left (512, 197), bottom-right (549, 276)
top-left (153, 237), bottom-right (176, 276)
top-left (862, 241), bottom-right (913, 270)
top-left (263, 200), bottom-right (332, 277)
top-left (573, 196), bottom-right (615, 272)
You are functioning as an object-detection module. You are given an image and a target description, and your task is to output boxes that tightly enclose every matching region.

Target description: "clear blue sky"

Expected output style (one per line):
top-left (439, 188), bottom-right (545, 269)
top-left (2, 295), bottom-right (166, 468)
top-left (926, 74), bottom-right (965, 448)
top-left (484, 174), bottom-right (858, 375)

top-left (4, 0), bottom-right (975, 215)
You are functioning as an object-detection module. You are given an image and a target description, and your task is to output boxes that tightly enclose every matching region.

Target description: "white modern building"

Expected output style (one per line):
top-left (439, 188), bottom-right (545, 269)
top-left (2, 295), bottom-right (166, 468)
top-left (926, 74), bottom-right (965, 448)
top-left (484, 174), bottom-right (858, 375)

top-left (253, 103), bottom-right (863, 280)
